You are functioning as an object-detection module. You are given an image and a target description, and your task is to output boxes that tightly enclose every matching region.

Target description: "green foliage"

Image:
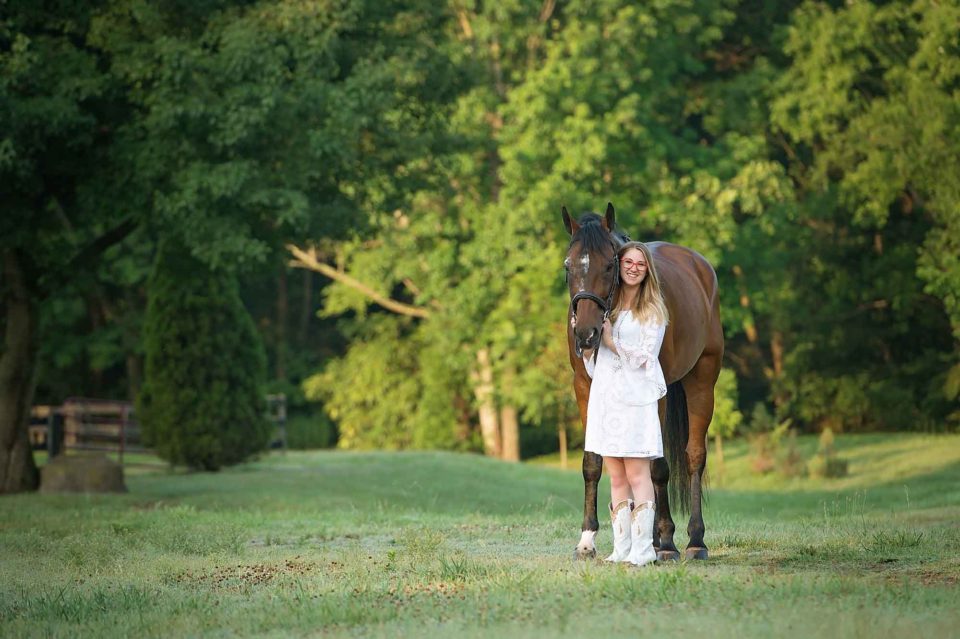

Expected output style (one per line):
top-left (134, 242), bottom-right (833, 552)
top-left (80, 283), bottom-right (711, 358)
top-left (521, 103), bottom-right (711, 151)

top-left (303, 315), bottom-right (450, 450)
top-left (770, 0), bottom-right (960, 428)
top-left (284, 413), bottom-right (337, 450)
top-left (139, 244), bottom-right (270, 470)
top-left (712, 369), bottom-right (743, 439)
top-left (11, 0), bottom-right (960, 468)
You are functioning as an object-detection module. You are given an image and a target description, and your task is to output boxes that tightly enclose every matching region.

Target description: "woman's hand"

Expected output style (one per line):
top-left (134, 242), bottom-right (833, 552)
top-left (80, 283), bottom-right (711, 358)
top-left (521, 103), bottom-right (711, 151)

top-left (601, 318), bottom-right (617, 353)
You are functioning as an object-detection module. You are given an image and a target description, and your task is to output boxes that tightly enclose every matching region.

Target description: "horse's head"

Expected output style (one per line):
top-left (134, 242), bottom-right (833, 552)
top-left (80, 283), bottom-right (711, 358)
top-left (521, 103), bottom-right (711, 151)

top-left (562, 203), bottom-right (623, 356)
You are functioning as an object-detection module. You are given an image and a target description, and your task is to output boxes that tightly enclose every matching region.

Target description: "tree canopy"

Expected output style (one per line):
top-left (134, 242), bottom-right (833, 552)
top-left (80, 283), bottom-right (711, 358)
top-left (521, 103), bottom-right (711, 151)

top-left (2, 0), bottom-right (958, 491)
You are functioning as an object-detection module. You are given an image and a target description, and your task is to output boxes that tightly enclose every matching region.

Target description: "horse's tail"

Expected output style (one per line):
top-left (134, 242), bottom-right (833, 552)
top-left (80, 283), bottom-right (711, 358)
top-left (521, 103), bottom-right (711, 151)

top-left (664, 381), bottom-right (690, 515)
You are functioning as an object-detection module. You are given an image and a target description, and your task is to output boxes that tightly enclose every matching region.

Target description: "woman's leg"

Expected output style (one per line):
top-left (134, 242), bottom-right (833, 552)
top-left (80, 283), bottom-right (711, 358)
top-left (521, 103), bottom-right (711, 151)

top-left (624, 457), bottom-right (654, 503)
top-left (604, 456), bottom-right (631, 505)
top-left (603, 456), bottom-right (633, 562)
top-left (624, 456), bottom-right (657, 566)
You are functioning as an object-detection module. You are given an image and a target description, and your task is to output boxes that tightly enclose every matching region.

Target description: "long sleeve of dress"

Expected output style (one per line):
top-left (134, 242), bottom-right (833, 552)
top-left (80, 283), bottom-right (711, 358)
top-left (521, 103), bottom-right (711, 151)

top-left (613, 321), bottom-right (666, 371)
top-left (583, 353), bottom-right (596, 379)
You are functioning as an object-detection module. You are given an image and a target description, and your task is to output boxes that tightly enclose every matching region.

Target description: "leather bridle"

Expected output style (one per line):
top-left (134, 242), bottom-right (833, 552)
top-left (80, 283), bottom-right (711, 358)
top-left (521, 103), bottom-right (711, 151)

top-left (567, 249), bottom-right (620, 358)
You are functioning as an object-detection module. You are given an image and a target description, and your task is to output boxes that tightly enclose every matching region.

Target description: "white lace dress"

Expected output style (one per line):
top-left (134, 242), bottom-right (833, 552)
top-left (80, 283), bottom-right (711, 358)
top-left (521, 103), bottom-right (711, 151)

top-left (583, 313), bottom-right (667, 459)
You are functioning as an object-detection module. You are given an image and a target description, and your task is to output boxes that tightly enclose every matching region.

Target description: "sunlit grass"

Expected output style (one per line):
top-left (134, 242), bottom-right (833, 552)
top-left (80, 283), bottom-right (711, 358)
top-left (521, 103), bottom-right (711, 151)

top-left (532, 432), bottom-right (960, 491)
top-left (2, 435), bottom-right (958, 637)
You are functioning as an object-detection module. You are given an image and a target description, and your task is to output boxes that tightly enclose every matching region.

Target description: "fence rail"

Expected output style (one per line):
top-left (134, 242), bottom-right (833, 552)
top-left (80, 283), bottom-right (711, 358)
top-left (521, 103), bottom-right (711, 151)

top-left (30, 398), bottom-right (144, 463)
top-left (31, 394), bottom-right (287, 463)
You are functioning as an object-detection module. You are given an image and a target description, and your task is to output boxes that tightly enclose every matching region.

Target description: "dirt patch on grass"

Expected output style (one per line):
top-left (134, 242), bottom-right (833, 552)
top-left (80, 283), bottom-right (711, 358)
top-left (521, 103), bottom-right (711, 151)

top-left (884, 566), bottom-right (960, 587)
top-left (173, 557), bottom-right (320, 591)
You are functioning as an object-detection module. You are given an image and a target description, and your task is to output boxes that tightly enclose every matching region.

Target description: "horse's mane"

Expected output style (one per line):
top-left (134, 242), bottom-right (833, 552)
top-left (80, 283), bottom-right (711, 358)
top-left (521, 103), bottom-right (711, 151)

top-left (570, 213), bottom-right (629, 251)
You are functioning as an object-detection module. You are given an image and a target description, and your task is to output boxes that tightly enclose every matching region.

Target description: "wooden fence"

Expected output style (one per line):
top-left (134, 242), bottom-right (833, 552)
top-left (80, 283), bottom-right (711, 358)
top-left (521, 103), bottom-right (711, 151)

top-left (30, 398), bottom-right (143, 463)
top-left (30, 394), bottom-right (288, 463)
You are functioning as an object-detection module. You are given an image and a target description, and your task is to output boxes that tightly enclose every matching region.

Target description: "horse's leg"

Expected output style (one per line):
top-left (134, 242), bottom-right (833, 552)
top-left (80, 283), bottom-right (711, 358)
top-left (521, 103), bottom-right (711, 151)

top-left (651, 457), bottom-right (680, 561)
top-left (576, 451), bottom-right (603, 560)
top-left (652, 398), bottom-right (680, 560)
top-left (573, 373), bottom-right (601, 560)
top-left (681, 354), bottom-right (720, 561)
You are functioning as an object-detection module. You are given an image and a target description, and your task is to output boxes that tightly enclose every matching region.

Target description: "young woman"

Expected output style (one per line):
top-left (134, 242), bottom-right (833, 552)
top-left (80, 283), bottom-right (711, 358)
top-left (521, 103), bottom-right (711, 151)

top-left (582, 241), bottom-right (668, 567)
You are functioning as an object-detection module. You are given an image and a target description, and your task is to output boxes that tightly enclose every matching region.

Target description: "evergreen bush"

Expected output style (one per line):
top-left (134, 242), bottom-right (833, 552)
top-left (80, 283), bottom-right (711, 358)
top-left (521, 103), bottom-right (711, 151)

top-left (139, 244), bottom-right (270, 470)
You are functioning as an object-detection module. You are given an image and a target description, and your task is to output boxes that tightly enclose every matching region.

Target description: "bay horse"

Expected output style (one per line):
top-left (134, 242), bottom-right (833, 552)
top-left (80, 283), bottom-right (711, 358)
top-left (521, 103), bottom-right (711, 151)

top-left (562, 203), bottom-right (723, 561)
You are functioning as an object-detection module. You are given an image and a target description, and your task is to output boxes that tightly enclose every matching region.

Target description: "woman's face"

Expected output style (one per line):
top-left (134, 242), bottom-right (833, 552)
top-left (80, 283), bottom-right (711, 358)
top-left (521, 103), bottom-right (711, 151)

top-left (620, 247), bottom-right (648, 287)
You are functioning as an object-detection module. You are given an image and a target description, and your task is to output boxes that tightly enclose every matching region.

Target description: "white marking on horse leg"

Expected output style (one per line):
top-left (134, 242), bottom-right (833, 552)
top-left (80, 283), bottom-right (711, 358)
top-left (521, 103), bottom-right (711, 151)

top-left (576, 529), bottom-right (597, 552)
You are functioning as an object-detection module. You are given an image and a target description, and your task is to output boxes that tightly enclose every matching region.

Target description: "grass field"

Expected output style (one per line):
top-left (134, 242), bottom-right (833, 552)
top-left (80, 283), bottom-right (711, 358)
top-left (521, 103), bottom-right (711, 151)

top-left (2, 433), bottom-right (959, 638)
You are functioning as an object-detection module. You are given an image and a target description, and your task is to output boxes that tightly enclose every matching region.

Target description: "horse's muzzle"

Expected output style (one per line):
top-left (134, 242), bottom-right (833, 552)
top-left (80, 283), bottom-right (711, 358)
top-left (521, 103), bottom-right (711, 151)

top-left (575, 328), bottom-right (600, 357)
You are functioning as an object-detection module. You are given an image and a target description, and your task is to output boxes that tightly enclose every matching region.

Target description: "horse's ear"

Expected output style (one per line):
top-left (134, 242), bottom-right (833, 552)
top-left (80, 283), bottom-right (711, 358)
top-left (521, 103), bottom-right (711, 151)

top-left (562, 206), bottom-right (578, 236)
top-left (603, 202), bottom-right (616, 230)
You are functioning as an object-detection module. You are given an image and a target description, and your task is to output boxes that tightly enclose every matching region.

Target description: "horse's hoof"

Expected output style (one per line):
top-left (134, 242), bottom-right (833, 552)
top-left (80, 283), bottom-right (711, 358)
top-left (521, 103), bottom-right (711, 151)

top-left (657, 550), bottom-right (680, 562)
top-left (685, 547), bottom-right (709, 561)
top-left (574, 547), bottom-right (597, 561)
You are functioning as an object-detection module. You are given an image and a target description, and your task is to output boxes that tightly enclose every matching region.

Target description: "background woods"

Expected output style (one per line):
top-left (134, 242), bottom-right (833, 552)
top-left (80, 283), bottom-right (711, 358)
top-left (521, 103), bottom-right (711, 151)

top-left (2, 0), bottom-right (958, 491)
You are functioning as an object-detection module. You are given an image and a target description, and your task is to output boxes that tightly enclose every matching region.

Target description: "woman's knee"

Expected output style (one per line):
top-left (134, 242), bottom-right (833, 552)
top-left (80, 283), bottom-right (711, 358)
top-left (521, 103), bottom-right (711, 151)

top-left (605, 458), bottom-right (628, 485)
top-left (624, 459), bottom-right (652, 487)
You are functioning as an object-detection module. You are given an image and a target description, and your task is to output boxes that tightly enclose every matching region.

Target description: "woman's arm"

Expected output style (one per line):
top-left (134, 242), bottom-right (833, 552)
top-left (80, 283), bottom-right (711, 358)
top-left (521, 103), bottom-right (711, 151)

top-left (613, 320), bottom-right (665, 370)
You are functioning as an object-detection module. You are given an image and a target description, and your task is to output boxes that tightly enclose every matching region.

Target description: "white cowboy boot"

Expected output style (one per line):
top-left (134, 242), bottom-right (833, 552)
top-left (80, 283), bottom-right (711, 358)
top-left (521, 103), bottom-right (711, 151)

top-left (604, 499), bottom-right (634, 562)
top-left (627, 500), bottom-right (657, 567)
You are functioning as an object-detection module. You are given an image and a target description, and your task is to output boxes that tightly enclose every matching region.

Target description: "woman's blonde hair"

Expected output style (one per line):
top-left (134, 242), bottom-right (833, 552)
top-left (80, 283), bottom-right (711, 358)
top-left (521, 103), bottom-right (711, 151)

top-left (611, 241), bottom-right (669, 325)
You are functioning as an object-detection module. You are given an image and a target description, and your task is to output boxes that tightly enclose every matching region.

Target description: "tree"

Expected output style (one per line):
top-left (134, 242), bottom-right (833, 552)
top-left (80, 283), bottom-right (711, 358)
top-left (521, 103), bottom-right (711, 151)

top-left (1, 2), bottom-right (138, 492)
top-left (770, 0), bottom-right (959, 429)
top-left (2, 0), bottom-right (464, 491)
top-left (138, 244), bottom-right (269, 470)
top-left (302, 0), bottom-right (775, 457)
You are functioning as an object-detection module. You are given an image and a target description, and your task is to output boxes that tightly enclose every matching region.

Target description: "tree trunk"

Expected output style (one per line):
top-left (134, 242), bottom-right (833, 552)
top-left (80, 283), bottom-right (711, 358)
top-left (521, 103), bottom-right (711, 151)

top-left (770, 330), bottom-right (785, 409)
top-left (771, 330), bottom-right (784, 378)
top-left (298, 268), bottom-right (313, 346)
top-left (558, 424), bottom-right (568, 470)
top-left (472, 348), bottom-right (501, 457)
top-left (126, 353), bottom-right (142, 403)
top-left (499, 366), bottom-right (520, 462)
top-left (732, 265), bottom-right (758, 344)
top-left (0, 250), bottom-right (40, 493)
top-left (276, 268), bottom-right (288, 380)
top-left (500, 404), bottom-right (520, 462)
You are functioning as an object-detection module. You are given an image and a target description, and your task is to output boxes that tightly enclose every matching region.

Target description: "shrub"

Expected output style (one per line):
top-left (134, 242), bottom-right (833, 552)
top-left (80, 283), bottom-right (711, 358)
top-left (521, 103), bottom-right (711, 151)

top-left (285, 413), bottom-right (337, 450)
top-left (139, 244), bottom-right (270, 470)
top-left (745, 404), bottom-right (804, 477)
top-left (778, 427), bottom-right (806, 478)
top-left (746, 404), bottom-right (777, 474)
top-left (807, 427), bottom-right (849, 478)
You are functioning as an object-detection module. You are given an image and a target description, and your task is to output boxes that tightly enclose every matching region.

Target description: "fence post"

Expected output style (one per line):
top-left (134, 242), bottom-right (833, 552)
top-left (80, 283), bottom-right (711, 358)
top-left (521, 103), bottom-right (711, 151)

top-left (48, 410), bottom-right (63, 458)
top-left (120, 404), bottom-right (129, 465)
top-left (278, 395), bottom-right (287, 454)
